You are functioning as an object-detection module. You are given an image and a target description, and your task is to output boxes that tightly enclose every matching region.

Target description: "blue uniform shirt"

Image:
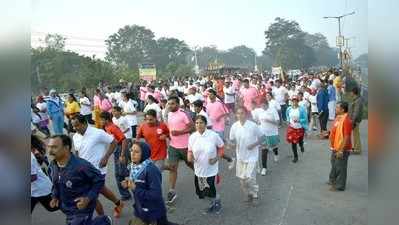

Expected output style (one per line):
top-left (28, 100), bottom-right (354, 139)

top-left (50, 154), bottom-right (104, 216)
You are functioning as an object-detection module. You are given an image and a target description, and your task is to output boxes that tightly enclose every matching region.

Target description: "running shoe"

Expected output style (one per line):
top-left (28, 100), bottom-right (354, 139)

top-left (166, 190), bottom-right (177, 204)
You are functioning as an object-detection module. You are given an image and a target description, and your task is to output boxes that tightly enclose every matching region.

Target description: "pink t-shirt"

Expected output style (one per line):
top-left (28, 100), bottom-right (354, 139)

top-left (206, 100), bottom-right (228, 132)
top-left (167, 109), bottom-right (191, 149)
top-left (154, 90), bottom-right (162, 102)
top-left (100, 98), bottom-right (112, 112)
top-left (240, 87), bottom-right (258, 112)
top-left (93, 95), bottom-right (101, 107)
top-left (140, 87), bottom-right (147, 101)
top-left (232, 79), bottom-right (240, 91)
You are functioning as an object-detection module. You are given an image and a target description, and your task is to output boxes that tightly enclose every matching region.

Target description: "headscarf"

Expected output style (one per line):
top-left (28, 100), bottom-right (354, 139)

top-left (129, 142), bottom-right (152, 181)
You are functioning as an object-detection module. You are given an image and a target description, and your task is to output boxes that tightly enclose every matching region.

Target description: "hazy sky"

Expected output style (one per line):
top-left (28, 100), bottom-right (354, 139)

top-left (32, 0), bottom-right (367, 59)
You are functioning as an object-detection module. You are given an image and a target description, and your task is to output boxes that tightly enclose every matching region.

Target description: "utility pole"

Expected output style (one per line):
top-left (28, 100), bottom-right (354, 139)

top-left (323, 11), bottom-right (355, 70)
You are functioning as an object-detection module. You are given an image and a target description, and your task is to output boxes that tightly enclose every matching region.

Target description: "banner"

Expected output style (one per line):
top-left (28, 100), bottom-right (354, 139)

top-left (272, 66), bottom-right (285, 81)
top-left (138, 63), bottom-right (156, 81)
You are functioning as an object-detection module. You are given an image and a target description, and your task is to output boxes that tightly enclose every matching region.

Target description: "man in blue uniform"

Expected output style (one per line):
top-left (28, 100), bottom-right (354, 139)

top-left (48, 135), bottom-right (112, 225)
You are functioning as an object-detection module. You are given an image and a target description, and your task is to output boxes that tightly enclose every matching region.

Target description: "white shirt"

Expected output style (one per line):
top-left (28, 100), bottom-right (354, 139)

top-left (256, 107), bottom-right (280, 136)
top-left (36, 102), bottom-right (49, 120)
top-left (113, 116), bottom-right (132, 139)
top-left (119, 99), bottom-right (137, 126)
top-left (223, 86), bottom-right (235, 104)
top-left (229, 120), bottom-right (263, 163)
top-left (79, 96), bottom-right (92, 116)
top-left (73, 126), bottom-right (114, 174)
top-left (144, 103), bottom-right (162, 120)
top-left (31, 152), bottom-right (52, 197)
top-left (186, 93), bottom-right (204, 104)
top-left (268, 99), bottom-right (281, 112)
top-left (309, 95), bottom-right (318, 113)
top-left (273, 86), bottom-right (288, 106)
top-left (288, 108), bottom-right (302, 129)
top-left (31, 109), bottom-right (41, 124)
top-left (251, 107), bottom-right (264, 122)
top-left (188, 130), bottom-right (223, 177)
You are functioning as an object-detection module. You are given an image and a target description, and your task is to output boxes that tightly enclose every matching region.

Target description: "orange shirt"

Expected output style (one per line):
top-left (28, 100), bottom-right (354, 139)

top-left (137, 122), bottom-right (169, 161)
top-left (329, 114), bottom-right (352, 151)
top-left (104, 123), bottom-right (126, 144)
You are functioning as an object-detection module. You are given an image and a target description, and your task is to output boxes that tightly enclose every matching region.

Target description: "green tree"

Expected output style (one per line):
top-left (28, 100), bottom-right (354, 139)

top-left (44, 33), bottom-right (66, 51)
top-left (264, 17), bottom-right (315, 69)
top-left (304, 33), bottom-right (338, 67)
top-left (154, 37), bottom-right (191, 69)
top-left (223, 45), bottom-right (256, 68)
top-left (105, 25), bottom-right (157, 70)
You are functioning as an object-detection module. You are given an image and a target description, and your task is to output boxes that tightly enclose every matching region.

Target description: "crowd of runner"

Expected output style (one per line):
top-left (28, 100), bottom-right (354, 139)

top-left (31, 68), bottom-right (364, 225)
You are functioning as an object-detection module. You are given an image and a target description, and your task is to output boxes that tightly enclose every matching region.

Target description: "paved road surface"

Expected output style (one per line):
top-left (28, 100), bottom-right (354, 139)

top-left (32, 120), bottom-right (368, 225)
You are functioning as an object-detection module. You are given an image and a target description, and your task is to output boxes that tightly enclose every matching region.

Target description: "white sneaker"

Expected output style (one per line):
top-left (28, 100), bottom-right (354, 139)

top-left (261, 168), bottom-right (267, 176)
top-left (274, 155), bottom-right (279, 162)
top-left (228, 157), bottom-right (236, 170)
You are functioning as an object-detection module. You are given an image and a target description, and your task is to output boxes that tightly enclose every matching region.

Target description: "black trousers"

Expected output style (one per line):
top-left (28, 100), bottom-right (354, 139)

top-left (291, 139), bottom-right (304, 159)
top-left (31, 193), bottom-right (59, 212)
top-left (329, 151), bottom-right (350, 190)
top-left (261, 148), bottom-right (278, 169)
top-left (319, 110), bottom-right (329, 132)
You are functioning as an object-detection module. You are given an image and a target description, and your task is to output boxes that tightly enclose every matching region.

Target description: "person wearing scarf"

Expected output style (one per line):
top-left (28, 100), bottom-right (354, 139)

top-left (328, 101), bottom-right (353, 192)
top-left (286, 95), bottom-right (309, 163)
top-left (122, 141), bottom-right (178, 225)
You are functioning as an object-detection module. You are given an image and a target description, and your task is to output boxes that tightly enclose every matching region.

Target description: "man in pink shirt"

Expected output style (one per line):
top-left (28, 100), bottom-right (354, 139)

top-left (139, 82), bottom-right (147, 111)
top-left (166, 96), bottom-right (194, 204)
top-left (240, 79), bottom-right (259, 112)
top-left (206, 89), bottom-right (235, 168)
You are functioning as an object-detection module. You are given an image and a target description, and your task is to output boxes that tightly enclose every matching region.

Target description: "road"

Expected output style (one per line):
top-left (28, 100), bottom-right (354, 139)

top-left (32, 120), bottom-right (368, 225)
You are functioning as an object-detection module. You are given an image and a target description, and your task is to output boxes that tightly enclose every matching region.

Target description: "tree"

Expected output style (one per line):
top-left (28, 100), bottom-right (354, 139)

top-left (223, 45), bottom-right (256, 68)
top-left (196, 46), bottom-right (222, 69)
top-left (153, 37), bottom-right (191, 69)
top-left (105, 25), bottom-right (157, 70)
top-left (44, 34), bottom-right (66, 51)
top-left (264, 17), bottom-right (314, 69)
top-left (304, 33), bottom-right (338, 67)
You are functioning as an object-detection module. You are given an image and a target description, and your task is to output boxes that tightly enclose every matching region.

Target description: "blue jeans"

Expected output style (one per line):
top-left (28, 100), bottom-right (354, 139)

top-left (114, 145), bottom-right (132, 200)
top-left (280, 104), bottom-right (288, 122)
top-left (66, 213), bottom-right (110, 225)
top-left (51, 113), bottom-right (64, 135)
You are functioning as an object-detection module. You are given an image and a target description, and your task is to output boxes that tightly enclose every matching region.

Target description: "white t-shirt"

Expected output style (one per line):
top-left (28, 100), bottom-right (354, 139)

top-left (256, 107), bottom-right (280, 136)
top-left (188, 130), bottom-right (223, 177)
top-left (36, 102), bottom-right (49, 120)
top-left (223, 86), bottom-right (235, 104)
top-left (186, 93), bottom-right (204, 104)
top-left (31, 152), bottom-right (52, 197)
top-left (143, 103), bottom-right (162, 120)
top-left (309, 95), bottom-right (318, 113)
top-left (119, 99), bottom-right (137, 126)
top-left (288, 108), bottom-right (302, 129)
top-left (273, 86), bottom-right (288, 106)
top-left (112, 116), bottom-right (132, 139)
top-left (251, 107), bottom-right (264, 122)
top-left (268, 99), bottom-right (281, 112)
top-left (73, 126), bottom-right (114, 174)
top-left (229, 120), bottom-right (263, 163)
top-left (79, 96), bottom-right (92, 116)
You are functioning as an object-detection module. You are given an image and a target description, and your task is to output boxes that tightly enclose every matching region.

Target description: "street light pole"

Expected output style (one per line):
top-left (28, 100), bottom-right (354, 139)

top-left (323, 11), bottom-right (355, 70)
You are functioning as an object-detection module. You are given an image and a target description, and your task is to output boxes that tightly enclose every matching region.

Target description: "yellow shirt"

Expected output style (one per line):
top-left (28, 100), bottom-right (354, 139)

top-left (333, 76), bottom-right (342, 89)
top-left (65, 101), bottom-right (80, 115)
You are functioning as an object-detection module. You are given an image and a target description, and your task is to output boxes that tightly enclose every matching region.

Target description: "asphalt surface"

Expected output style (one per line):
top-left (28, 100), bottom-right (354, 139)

top-left (31, 119), bottom-right (368, 225)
